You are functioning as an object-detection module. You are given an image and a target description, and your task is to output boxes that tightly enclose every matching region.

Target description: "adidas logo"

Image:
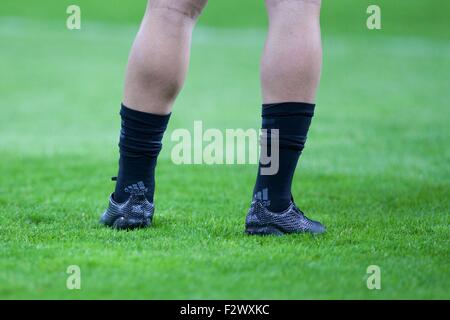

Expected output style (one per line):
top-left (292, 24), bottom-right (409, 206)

top-left (254, 188), bottom-right (270, 207)
top-left (124, 181), bottom-right (148, 195)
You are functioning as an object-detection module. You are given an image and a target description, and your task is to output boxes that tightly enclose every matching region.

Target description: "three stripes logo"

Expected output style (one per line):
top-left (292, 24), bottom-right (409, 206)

top-left (254, 188), bottom-right (270, 207)
top-left (124, 181), bottom-right (148, 195)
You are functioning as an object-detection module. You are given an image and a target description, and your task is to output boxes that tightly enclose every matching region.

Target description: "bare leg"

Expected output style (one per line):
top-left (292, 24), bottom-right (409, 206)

top-left (108, 0), bottom-right (207, 207)
top-left (251, 0), bottom-right (325, 218)
top-left (123, 0), bottom-right (208, 115)
top-left (261, 0), bottom-right (322, 103)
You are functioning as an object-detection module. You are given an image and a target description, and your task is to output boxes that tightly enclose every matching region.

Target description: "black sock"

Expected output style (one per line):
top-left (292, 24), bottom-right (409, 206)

top-left (253, 102), bottom-right (315, 212)
top-left (113, 104), bottom-right (171, 203)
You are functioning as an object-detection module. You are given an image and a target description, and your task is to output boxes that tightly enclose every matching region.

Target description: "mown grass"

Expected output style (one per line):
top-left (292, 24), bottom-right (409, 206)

top-left (0, 1), bottom-right (449, 299)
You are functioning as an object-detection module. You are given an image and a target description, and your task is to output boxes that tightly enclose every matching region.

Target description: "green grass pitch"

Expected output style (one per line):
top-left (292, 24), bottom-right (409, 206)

top-left (0, 0), bottom-right (449, 299)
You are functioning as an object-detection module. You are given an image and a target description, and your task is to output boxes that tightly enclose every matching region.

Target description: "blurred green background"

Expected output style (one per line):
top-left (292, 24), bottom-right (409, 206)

top-left (2, 0), bottom-right (449, 38)
top-left (0, 1), bottom-right (449, 299)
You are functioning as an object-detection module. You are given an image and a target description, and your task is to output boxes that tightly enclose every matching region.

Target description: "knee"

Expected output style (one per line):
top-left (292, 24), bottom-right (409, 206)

top-left (149, 0), bottom-right (208, 21)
